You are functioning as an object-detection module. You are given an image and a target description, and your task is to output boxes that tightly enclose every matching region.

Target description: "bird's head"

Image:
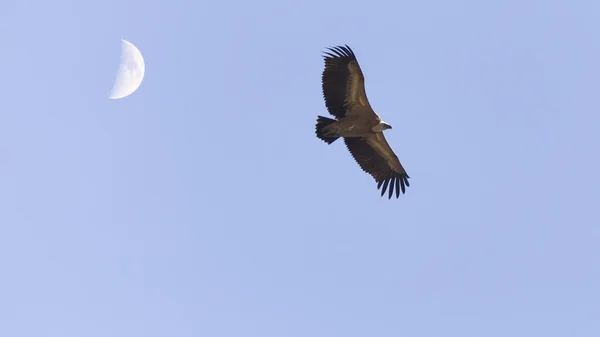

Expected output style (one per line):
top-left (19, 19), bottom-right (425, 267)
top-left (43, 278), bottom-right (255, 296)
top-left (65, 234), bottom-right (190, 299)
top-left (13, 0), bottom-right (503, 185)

top-left (372, 121), bottom-right (393, 132)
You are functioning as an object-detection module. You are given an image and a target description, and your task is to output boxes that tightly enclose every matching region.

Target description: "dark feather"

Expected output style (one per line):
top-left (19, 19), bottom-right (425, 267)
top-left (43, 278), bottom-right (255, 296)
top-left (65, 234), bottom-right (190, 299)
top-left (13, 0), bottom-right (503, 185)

top-left (321, 45), bottom-right (359, 118)
top-left (344, 137), bottom-right (410, 199)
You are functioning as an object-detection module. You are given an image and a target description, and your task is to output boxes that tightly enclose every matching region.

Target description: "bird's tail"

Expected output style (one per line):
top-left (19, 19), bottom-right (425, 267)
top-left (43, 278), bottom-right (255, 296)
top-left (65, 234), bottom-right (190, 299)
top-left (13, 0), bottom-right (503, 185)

top-left (315, 116), bottom-right (339, 144)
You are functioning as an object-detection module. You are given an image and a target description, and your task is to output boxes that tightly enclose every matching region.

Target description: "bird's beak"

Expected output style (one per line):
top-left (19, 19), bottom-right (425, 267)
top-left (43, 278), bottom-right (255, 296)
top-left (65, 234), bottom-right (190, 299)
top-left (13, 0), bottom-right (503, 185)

top-left (388, 125), bottom-right (393, 129)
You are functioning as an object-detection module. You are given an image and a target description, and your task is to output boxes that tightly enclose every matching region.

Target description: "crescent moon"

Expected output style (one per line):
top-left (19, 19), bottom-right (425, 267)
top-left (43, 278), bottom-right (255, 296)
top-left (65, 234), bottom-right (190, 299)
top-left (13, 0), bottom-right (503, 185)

top-left (108, 39), bottom-right (145, 99)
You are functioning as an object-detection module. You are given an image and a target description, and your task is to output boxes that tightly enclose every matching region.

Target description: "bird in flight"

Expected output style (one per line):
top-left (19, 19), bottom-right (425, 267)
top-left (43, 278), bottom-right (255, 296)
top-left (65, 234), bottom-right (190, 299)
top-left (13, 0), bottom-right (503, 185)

top-left (315, 45), bottom-right (410, 199)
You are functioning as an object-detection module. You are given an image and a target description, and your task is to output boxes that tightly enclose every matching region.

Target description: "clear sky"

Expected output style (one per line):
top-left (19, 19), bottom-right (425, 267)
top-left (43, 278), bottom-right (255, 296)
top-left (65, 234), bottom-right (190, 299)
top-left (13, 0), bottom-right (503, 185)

top-left (1, 0), bottom-right (599, 336)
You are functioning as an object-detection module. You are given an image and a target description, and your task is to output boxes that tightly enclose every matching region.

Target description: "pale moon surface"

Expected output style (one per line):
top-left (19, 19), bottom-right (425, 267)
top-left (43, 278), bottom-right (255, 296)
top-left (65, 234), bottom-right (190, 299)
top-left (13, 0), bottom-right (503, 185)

top-left (108, 39), bottom-right (145, 99)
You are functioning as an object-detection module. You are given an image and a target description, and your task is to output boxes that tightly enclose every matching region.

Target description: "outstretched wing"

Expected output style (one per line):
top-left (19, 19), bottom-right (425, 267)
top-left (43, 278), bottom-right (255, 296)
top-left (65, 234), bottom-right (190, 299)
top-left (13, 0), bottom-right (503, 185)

top-left (344, 133), bottom-right (410, 199)
top-left (321, 45), bottom-right (378, 119)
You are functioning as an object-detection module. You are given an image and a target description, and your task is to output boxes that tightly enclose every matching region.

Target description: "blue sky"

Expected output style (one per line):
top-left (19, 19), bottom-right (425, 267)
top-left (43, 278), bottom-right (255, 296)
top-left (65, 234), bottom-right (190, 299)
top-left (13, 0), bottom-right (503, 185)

top-left (1, 0), bottom-right (599, 336)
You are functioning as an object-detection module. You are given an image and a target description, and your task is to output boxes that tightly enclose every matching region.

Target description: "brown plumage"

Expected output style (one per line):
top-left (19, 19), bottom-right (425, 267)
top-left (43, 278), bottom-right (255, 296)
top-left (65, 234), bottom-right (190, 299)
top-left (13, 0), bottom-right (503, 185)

top-left (315, 45), bottom-right (410, 199)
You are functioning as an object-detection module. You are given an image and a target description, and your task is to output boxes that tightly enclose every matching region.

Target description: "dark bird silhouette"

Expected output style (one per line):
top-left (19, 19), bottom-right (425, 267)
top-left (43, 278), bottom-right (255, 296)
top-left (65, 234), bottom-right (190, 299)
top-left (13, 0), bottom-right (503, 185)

top-left (315, 45), bottom-right (410, 199)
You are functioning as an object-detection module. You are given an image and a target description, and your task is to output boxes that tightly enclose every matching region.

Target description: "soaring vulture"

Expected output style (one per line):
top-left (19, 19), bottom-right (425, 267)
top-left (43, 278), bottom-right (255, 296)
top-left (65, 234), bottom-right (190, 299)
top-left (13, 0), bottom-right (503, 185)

top-left (315, 45), bottom-right (410, 199)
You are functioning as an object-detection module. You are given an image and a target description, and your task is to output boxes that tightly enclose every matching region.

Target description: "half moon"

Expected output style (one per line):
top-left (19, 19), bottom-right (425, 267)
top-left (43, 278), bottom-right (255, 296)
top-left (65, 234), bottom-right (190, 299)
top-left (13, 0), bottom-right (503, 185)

top-left (108, 39), bottom-right (145, 99)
